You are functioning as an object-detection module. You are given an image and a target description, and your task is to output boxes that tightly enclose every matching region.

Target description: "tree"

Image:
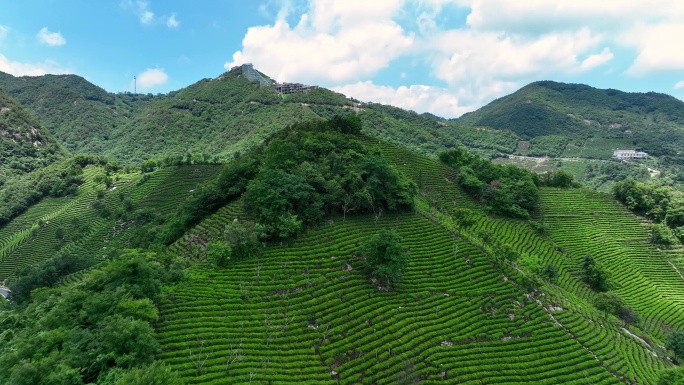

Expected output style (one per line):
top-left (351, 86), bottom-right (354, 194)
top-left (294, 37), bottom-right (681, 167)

top-left (206, 241), bottom-right (232, 267)
top-left (593, 292), bottom-right (625, 318)
top-left (359, 230), bottom-right (409, 289)
top-left (244, 169), bottom-right (319, 240)
top-left (541, 264), bottom-right (559, 282)
top-left (667, 331), bottom-right (684, 362)
top-left (581, 254), bottom-right (610, 292)
top-left (114, 362), bottom-right (183, 385)
top-left (657, 368), bottom-right (684, 385)
top-left (223, 221), bottom-right (261, 260)
top-left (650, 223), bottom-right (678, 246)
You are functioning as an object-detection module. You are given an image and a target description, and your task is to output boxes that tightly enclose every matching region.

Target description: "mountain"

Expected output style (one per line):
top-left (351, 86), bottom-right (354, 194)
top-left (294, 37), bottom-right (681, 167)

top-left (0, 71), bottom-right (142, 157)
top-left (0, 90), bottom-right (66, 187)
top-left (0, 68), bottom-right (520, 166)
top-left (459, 81), bottom-right (684, 157)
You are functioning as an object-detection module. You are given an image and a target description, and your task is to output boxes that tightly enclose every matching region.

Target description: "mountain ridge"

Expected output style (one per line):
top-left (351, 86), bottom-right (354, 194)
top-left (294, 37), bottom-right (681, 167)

top-left (458, 80), bottom-right (684, 157)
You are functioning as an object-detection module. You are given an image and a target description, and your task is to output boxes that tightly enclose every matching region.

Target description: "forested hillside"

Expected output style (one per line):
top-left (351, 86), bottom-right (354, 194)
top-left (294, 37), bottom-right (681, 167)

top-left (459, 81), bottom-right (684, 158)
top-left (0, 91), bottom-right (66, 188)
top-left (0, 68), bottom-right (521, 167)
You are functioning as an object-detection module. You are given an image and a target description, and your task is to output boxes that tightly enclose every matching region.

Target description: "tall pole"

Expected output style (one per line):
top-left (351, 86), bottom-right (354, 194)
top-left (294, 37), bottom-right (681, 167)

top-left (134, 76), bottom-right (137, 94)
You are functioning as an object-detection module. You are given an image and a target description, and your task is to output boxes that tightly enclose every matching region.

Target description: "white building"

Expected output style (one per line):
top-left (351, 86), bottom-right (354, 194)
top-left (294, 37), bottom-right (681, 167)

top-left (613, 149), bottom-right (648, 160)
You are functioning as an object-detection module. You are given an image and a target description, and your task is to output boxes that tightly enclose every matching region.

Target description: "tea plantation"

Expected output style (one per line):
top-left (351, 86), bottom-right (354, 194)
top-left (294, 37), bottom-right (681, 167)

top-left (2, 133), bottom-right (683, 384)
top-left (151, 142), bottom-right (679, 384)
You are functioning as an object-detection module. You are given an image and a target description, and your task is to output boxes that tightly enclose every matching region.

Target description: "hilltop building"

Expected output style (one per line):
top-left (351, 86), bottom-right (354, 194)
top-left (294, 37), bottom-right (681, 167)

top-left (230, 64), bottom-right (318, 96)
top-left (613, 149), bottom-right (648, 160)
top-left (274, 82), bottom-right (318, 95)
top-left (233, 63), bottom-right (274, 87)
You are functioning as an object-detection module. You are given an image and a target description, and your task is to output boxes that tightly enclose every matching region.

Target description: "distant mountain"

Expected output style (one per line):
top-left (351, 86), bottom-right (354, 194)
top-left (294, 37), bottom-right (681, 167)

top-left (0, 91), bottom-right (66, 187)
top-left (1, 67), bottom-right (506, 165)
top-left (0, 72), bottom-right (141, 157)
top-left (101, 68), bottom-right (325, 163)
top-left (458, 81), bottom-right (684, 157)
top-left (0, 68), bottom-right (356, 164)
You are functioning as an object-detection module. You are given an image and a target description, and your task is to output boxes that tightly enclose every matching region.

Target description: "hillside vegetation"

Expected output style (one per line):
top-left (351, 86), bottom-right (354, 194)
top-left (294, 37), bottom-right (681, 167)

top-left (148, 134), bottom-right (683, 384)
top-left (0, 91), bottom-right (66, 187)
top-left (0, 68), bottom-right (520, 167)
top-left (459, 81), bottom-right (684, 159)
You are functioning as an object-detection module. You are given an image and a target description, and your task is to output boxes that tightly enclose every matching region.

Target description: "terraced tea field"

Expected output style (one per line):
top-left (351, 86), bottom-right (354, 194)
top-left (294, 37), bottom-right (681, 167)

top-left (158, 211), bottom-right (638, 384)
top-left (539, 188), bottom-right (684, 338)
top-left (334, 138), bottom-right (673, 383)
top-left (0, 164), bottom-right (222, 283)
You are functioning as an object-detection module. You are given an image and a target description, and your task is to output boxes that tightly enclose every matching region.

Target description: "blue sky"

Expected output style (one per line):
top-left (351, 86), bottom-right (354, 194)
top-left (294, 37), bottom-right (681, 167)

top-left (1, 0), bottom-right (684, 118)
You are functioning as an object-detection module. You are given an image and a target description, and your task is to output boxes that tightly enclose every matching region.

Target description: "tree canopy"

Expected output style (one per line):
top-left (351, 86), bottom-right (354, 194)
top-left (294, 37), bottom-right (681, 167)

top-left (358, 229), bottom-right (409, 289)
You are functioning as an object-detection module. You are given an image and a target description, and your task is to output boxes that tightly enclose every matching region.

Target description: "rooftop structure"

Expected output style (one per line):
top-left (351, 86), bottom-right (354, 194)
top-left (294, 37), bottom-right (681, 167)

top-left (229, 64), bottom-right (318, 95)
top-left (613, 149), bottom-right (648, 160)
top-left (274, 82), bottom-right (318, 95)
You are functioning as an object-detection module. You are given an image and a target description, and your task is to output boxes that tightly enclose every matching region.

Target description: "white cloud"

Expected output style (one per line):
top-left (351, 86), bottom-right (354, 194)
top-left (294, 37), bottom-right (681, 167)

top-left (453, 0), bottom-right (684, 75)
top-left (621, 22), bottom-right (684, 75)
top-left (141, 10), bottom-right (154, 24)
top-left (423, 28), bottom-right (607, 107)
top-left (580, 47), bottom-right (614, 71)
top-left (461, 0), bottom-right (684, 33)
top-left (225, 0), bottom-right (413, 85)
top-left (37, 27), bottom-right (66, 46)
top-left (0, 53), bottom-right (71, 76)
top-left (121, 0), bottom-right (155, 24)
top-left (227, 0), bottom-right (684, 117)
top-left (334, 81), bottom-right (471, 118)
top-left (167, 13), bottom-right (179, 28)
top-left (674, 81), bottom-right (684, 90)
top-left (136, 68), bottom-right (168, 89)
top-left (0, 25), bottom-right (8, 43)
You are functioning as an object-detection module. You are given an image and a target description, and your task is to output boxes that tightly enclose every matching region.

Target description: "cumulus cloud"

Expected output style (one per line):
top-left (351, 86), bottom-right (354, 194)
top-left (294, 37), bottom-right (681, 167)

top-left (621, 22), bottom-right (684, 75)
top-left (167, 13), bottom-right (179, 28)
top-left (580, 47), bottom-right (614, 71)
top-left (461, 0), bottom-right (684, 33)
top-left (455, 0), bottom-right (684, 75)
top-left (227, 0), bottom-right (684, 116)
top-left (136, 68), bottom-right (168, 89)
top-left (674, 81), bottom-right (684, 90)
top-left (0, 54), bottom-right (71, 76)
top-left (37, 27), bottom-right (66, 46)
top-left (334, 81), bottom-right (471, 118)
top-left (225, 0), bottom-right (413, 84)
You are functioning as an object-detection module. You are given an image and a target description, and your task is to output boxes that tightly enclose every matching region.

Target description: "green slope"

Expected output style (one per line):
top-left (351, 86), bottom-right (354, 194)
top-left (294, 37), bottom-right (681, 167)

top-left (458, 80), bottom-right (684, 158)
top-left (0, 91), bottom-right (66, 186)
top-left (0, 163), bottom-right (222, 284)
top-left (0, 68), bottom-right (520, 166)
top-left (0, 71), bottom-right (146, 157)
top-left (3, 121), bottom-right (684, 383)
top-left (153, 138), bottom-right (676, 384)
